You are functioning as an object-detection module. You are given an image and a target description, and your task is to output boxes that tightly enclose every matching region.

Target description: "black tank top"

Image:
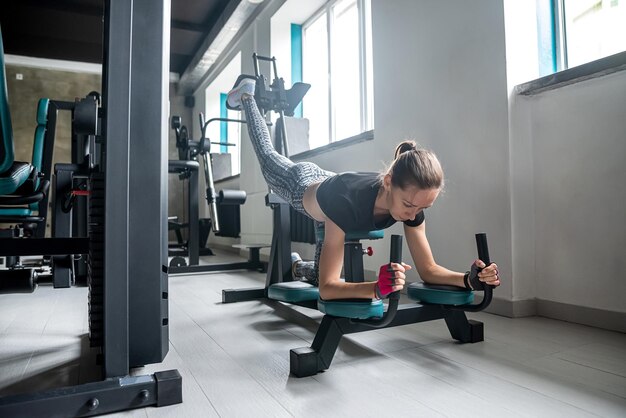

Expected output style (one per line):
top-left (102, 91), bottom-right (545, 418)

top-left (316, 172), bottom-right (424, 233)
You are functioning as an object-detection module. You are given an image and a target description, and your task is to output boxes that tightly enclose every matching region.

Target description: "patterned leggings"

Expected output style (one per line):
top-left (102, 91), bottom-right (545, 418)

top-left (241, 96), bottom-right (334, 285)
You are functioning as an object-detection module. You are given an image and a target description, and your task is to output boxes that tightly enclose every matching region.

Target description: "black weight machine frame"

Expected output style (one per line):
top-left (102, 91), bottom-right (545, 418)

top-left (0, 0), bottom-right (182, 416)
top-left (225, 203), bottom-right (493, 378)
top-left (0, 94), bottom-right (103, 292)
top-left (167, 113), bottom-right (268, 275)
top-left (289, 234), bottom-right (494, 377)
top-left (216, 53), bottom-right (311, 289)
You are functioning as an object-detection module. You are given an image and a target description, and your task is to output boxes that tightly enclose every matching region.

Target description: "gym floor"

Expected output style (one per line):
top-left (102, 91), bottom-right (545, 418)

top-left (1, 250), bottom-right (625, 417)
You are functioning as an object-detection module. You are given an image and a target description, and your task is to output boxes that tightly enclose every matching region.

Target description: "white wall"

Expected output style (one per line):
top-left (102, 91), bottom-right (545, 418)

top-left (370, 0), bottom-right (512, 300)
top-left (510, 70), bottom-right (626, 314)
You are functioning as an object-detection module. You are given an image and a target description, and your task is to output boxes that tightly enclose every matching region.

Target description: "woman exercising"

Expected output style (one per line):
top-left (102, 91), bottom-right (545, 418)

top-left (227, 77), bottom-right (500, 300)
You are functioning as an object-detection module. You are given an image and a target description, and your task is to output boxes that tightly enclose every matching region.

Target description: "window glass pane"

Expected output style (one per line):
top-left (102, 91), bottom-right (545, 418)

top-left (331, 0), bottom-right (361, 140)
top-left (364, 0), bottom-right (374, 131)
top-left (564, 0), bottom-right (626, 67)
top-left (303, 13), bottom-right (330, 149)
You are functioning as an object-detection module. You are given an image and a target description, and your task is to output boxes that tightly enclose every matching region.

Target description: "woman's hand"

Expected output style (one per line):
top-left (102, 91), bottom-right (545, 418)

top-left (375, 262), bottom-right (412, 299)
top-left (466, 260), bottom-right (500, 290)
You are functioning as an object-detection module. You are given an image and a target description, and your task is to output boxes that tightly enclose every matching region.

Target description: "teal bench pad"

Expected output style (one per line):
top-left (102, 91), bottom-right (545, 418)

top-left (315, 227), bottom-right (384, 242)
top-left (407, 282), bottom-right (474, 306)
top-left (268, 281), bottom-right (319, 303)
top-left (318, 298), bottom-right (384, 319)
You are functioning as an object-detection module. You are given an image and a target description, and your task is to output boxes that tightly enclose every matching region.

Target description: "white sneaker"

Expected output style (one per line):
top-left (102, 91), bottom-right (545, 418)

top-left (291, 252), bottom-right (302, 278)
top-left (227, 76), bottom-right (256, 110)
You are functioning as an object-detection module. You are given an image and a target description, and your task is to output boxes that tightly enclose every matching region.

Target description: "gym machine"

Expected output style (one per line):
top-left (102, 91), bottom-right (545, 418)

top-left (0, 0), bottom-right (182, 415)
top-left (167, 113), bottom-right (268, 274)
top-left (221, 53), bottom-right (495, 377)
top-left (0, 94), bottom-right (100, 293)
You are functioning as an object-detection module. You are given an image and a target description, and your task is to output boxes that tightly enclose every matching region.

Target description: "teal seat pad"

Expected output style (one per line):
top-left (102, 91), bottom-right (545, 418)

top-left (407, 282), bottom-right (474, 306)
top-left (268, 281), bottom-right (319, 302)
top-left (0, 161), bottom-right (32, 194)
top-left (315, 227), bottom-right (384, 242)
top-left (0, 208), bottom-right (33, 216)
top-left (318, 298), bottom-right (384, 319)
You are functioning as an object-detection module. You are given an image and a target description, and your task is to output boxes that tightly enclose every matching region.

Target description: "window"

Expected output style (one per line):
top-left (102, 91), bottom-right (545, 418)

top-left (302, 0), bottom-right (373, 149)
top-left (549, 0), bottom-right (626, 72)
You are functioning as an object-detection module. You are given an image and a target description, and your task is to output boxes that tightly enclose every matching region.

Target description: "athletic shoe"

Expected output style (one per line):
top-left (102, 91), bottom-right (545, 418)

top-left (226, 75), bottom-right (256, 110)
top-left (291, 252), bottom-right (303, 278)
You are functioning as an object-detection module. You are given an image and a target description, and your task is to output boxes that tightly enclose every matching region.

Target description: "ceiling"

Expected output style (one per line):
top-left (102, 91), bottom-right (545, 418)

top-left (0, 0), bottom-right (232, 75)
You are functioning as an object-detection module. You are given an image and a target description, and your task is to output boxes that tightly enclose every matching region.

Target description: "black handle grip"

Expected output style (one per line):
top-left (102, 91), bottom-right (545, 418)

top-left (475, 233), bottom-right (491, 265)
top-left (388, 235), bottom-right (403, 301)
top-left (354, 234), bottom-right (403, 326)
top-left (390, 235), bottom-right (402, 264)
top-left (450, 233), bottom-right (495, 312)
top-left (476, 232), bottom-right (495, 293)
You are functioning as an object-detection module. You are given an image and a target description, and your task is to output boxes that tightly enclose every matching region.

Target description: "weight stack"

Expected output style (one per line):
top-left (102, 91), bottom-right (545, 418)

top-left (87, 172), bottom-right (105, 348)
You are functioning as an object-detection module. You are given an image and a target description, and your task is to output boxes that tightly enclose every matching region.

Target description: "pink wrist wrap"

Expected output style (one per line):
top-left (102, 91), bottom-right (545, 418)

top-left (375, 264), bottom-right (395, 299)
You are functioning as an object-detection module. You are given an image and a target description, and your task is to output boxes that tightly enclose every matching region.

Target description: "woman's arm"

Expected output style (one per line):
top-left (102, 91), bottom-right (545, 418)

top-left (318, 220), bottom-right (380, 300)
top-left (403, 222), bottom-right (466, 287)
top-left (404, 222), bottom-right (500, 288)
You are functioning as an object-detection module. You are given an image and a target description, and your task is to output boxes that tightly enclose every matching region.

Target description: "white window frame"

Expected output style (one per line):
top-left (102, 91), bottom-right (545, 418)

top-left (302, 0), bottom-right (373, 144)
top-left (552, 0), bottom-right (626, 71)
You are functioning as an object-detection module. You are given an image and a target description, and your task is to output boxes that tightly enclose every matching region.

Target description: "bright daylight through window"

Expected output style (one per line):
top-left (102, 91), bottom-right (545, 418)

top-left (302, 0), bottom-right (373, 150)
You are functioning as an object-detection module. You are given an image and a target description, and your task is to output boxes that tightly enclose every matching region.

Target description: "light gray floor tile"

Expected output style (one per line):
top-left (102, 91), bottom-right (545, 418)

top-left (1, 254), bottom-right (625, 418)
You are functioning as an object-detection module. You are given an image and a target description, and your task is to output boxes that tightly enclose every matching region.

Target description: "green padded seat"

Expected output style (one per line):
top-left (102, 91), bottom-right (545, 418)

top-left (318, 298), bottom-right (384, 319)
top-left (315, 227), bottom-right (384, 242)
top-left (268, 281), bottom-right (319, 303)
top-left (30, 98), bottom-right (49, 190)
top-left (0, 162), bottom-right (32, 195)
top-left (0, 208), bottom-right (31, 216)
top-left (407, 282), bottom-right (474, 306)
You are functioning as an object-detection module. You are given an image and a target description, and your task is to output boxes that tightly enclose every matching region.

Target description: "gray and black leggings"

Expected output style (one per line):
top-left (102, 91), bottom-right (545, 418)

top-left (241, 96), bottom-right (334, 285)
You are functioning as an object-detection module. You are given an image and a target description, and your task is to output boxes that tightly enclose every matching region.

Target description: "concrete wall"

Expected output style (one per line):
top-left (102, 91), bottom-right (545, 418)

top-left (5, 65), bottom-right (100, 172)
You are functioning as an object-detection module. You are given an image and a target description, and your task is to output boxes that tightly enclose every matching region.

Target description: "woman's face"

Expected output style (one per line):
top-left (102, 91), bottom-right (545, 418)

top-left (384, 176), bottom-right (440, 222)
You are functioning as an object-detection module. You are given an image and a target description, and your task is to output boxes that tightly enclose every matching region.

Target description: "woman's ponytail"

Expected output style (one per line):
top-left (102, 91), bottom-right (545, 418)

top-left (385, 140), bottom-right (444, 190)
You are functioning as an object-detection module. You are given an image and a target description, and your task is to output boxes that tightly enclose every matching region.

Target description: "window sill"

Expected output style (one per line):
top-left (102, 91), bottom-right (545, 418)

top-left (291, 129), bottom-right (374, 161)
top-left (515, 50), bottom-right (626, 96)
top-left (213, 130), bottom-right (374, 182)
top-left (215, 173), bottom-right (240, 184)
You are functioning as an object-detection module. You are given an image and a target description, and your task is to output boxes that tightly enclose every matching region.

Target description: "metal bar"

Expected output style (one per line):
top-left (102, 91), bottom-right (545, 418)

top-left (169, 260), bottom-right (263, 275)
top-left (222, 287), bottom-right (266, 303)
top-left (202, 152), bottom-right (220, 234)
top-left (0, 238), bottom-right (88, 256)
top-left (311, 315), bottom-right (344, 371)
top-left (290, 303), bottom-right (450, 377)
top-left (444, 311), bottom-right (484, 343)
top-left (187, 162), bottom-right (199, 265)
top-left (0, 370), bottom-right (182, 418)
top-left (264, 198), bottom-right (292, 287)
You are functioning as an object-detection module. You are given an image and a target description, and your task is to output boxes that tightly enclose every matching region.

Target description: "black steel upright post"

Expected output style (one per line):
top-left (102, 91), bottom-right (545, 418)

top-left (126, 0), bottom-right (171, 367)
top-left (102, 0), bottom-right (132, 378)
top-left (0, 1), bottom-right (181, 416)
top-left (264, 195), bottom-right (292, 287)
top-left (102, 0), bottom-right (172, 372)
